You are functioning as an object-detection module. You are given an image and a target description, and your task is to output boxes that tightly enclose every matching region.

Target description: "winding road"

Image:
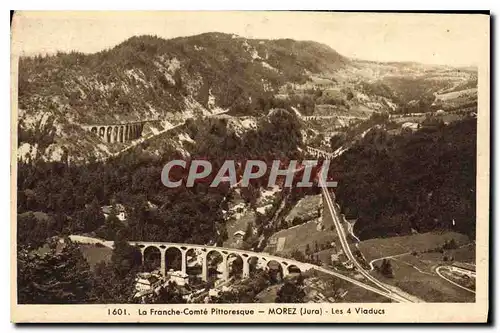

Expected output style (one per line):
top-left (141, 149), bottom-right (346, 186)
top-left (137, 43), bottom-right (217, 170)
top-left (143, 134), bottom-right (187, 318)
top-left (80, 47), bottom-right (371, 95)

top-left (316, 156), bottom-right (417, 303)
top-left (368, 253), bottom-right (411, 271)
top-left (435, 266), bottom-right (476, 294)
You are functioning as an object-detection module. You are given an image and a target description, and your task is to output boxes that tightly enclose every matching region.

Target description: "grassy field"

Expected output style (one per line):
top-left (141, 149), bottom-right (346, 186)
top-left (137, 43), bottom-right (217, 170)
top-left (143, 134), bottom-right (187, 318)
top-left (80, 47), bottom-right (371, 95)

top-left (314, 247), bottom-right (341, 265)
top-left (418, 243), bottom-right (475, 264)
top-left (340, 284), bottom-right (392, 303)
top-left (391, 112), bottom-right (468, 125)
top-left (78, 244), bottom-right (113, 269)
top-left (372, 254), bottom-right (475, 302)
top-left (357, 231), bottom-right (475, 302)
top-left (392, 115), bottom-right (427, 124)
top-left (357, 231), bottom-right (471, 262)
top-left (264, 219), bottom-right (338, 256)
top-left (264, 199), bottom-right (339, 256)
top-left (255, 270), bottom-right (393, 303)
top-left (307, 270), bottom-right (392, 303)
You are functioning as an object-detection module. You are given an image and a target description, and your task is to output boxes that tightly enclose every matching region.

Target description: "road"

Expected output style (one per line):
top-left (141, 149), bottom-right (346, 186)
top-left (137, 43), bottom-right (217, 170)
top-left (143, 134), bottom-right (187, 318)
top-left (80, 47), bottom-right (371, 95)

top-left (435, 266), bottom-right (476, 294)
top-left (368, 253), bottom-right (411, 271)
top-left (345, 220), bottom-right (361, 243)
top-left (318, 176), bottom-right (415, 303)
top-left (314, 266), bottom-right (411, 303)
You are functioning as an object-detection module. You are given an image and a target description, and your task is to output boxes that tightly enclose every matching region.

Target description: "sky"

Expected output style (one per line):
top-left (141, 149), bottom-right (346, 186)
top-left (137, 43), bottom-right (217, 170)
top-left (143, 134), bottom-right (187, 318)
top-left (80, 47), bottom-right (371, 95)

top-left (11, 11), bottom-right (489, 66)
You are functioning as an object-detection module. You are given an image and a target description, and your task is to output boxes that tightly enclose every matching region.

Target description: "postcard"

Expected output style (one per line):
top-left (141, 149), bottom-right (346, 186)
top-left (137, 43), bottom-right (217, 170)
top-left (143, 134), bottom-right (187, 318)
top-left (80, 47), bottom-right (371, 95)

top-left (11, 11), bottom-right (490, 323)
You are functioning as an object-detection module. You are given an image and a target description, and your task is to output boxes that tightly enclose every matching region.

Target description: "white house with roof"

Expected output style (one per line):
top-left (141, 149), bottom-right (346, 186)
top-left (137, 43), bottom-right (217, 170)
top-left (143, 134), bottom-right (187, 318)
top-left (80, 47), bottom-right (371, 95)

top-left (401, 122), bottom-right (420, 132)
top-left (134, 272), bottom-right (160, 292)
top-left (167, 269), bottom-right (189, 286)
top-left (233, 230), bottom-right (246, 243)
top-left (101, 203), bottom-right (127, 221)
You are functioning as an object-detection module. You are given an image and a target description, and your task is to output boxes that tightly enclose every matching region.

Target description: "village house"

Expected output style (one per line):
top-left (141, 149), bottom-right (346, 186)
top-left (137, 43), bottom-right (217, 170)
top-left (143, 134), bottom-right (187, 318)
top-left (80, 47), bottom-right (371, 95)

top-left (401, 122), bottom-right (420, 132)
top-left (167, 269), bottom-right (189, 286)
top-left (330, 252), bottom-right (340, 263)
top-left (134, 272), bottom-right (161, 293)
top-left (101, 203), bottom-right (127, 221)
top-left (233, 230), bottom-right (246, 243)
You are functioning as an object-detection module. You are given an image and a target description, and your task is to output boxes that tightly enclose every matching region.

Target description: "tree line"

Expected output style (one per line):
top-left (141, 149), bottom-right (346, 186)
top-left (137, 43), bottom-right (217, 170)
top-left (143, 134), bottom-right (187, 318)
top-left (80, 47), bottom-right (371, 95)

top-left (332, 118), bottom-right (476, 240)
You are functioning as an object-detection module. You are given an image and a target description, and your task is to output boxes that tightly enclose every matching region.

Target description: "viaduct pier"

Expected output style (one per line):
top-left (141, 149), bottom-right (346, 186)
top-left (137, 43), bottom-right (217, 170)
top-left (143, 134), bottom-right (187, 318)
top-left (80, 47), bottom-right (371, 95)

top-left (81, 120), bottom-right (160, 143)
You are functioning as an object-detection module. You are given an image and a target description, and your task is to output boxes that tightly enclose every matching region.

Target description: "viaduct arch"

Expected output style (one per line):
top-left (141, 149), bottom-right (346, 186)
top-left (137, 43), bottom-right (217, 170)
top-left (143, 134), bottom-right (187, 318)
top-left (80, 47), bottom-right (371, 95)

top-left (132, 241), bottom-right (313, 282)
top-left (67, 236), bottom-right (313, 282)
top-left (306, 146), bottom-right (334, 159)
top-left (301, 115), bottom-right (360, 125)
top-left (86, 122), bottom-right (144, 143)
top-left (81, 120), bottom-right (160, 144)
top-left (66, 234), bottom-right (408, 302)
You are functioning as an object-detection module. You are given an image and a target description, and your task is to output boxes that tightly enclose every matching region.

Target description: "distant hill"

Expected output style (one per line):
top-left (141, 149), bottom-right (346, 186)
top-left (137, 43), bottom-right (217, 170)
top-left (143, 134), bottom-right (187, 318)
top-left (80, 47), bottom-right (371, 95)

top-left (17, 32), bottom-right (476, 162)
top-left (18, 33), bottom-right (348, 124)
top-left (17, 33), bottom-right (348, 161)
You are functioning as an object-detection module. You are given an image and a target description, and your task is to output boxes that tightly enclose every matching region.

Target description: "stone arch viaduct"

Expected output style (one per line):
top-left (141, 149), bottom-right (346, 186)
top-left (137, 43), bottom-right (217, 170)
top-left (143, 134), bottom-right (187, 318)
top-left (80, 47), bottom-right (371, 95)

top-left (81, 120), bottom-right (159, 144)
top-left (301, 115), bottom-right (361, 125)
top-left (306, 146), bottom-right (334, 159)
top-left (67, 235), bottom-right (408, 302)
top-left (132, 241), bottom-right (314, 282)
top-left (68, 235), bottom-right (313, 282)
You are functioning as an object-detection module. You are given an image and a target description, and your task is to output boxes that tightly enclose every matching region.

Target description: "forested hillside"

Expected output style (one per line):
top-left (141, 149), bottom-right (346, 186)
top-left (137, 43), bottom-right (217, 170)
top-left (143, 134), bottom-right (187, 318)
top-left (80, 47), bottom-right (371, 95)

top-left (19, 33), bottom-right (347, 124)
top-left (18, 33), bottom-right (348, 161)
top-left (18, 32), bottom-right (477, 163)
top-left (17, 110), bottom-right (303, 249)
top-left (333, 117), bottom-right (476, 239)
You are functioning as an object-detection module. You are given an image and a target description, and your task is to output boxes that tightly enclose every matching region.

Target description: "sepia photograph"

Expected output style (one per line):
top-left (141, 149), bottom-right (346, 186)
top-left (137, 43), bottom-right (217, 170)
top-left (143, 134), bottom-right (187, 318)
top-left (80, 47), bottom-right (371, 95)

top-left (10, 10), bottom-right (490, 323)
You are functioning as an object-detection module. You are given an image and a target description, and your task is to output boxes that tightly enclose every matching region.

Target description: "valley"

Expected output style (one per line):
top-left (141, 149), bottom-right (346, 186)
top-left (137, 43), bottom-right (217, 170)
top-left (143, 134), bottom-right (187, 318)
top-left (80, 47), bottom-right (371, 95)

top-left (16, 32), bottom-right (477, 305)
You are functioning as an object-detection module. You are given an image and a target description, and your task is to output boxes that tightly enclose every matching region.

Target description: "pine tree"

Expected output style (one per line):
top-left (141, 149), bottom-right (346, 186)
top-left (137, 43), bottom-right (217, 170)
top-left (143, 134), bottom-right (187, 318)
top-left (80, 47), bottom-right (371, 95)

top-left (90, 261), bottom-right (138, 304)
top-left (17, 242), bottom-right (94, 304)
top-left (153, 282), bottom-right (186, 304)
top-left (380, 259), bottom-right (394, 278)
top-left (275, 280), bottom-right (306, 303)
top-left (111, 232), bottom-right (142, 278)
top-left (77, 197), bottom-right (104, 233)
top-left (305, 244), bottom-right (311, 257)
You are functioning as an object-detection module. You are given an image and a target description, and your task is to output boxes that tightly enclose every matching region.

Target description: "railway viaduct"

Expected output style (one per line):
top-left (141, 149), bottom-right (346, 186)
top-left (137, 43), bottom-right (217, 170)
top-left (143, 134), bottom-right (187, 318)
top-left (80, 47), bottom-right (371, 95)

top-left (81, 120), bottom-right (160, 143)
top-left (68, 235), bottom-right (313, 282)
top-left (132, 241), bottom-right (313, 282)
top-left (306, 146), bottom-right (335, 159)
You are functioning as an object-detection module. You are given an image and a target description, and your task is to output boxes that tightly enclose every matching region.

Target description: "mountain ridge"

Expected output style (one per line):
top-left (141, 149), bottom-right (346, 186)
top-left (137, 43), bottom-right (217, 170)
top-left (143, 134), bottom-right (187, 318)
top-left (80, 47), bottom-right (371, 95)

top-left (17, 32), bottom-right (476, 162)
